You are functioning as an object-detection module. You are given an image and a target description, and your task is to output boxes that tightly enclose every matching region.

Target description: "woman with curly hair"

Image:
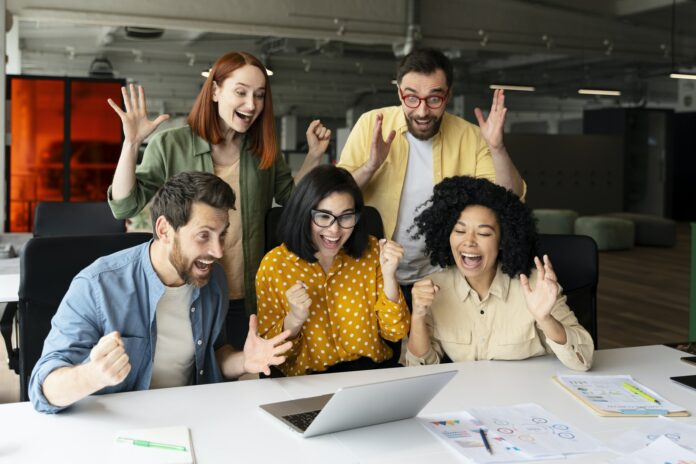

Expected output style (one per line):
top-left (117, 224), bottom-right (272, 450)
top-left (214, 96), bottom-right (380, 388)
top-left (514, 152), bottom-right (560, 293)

top-left (405, 176), bottom-right (593, 370)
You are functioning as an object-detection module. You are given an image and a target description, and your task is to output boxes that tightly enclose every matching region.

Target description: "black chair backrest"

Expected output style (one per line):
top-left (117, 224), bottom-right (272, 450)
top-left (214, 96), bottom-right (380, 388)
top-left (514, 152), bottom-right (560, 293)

top-left (17, 232), bottom-right (152, 401)
top-left (537, 234), bottom-right (599, 349)
top-left (264, 205), bottom-right (385, 252)
top-left (33, 201), bottom-right (126, 237)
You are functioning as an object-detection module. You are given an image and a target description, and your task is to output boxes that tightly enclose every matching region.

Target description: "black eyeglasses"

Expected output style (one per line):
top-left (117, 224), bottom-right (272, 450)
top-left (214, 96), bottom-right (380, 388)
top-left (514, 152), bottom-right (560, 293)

top-left (311, 209), bottom-right (360, 229)
top-left (398, 87), bottom-right (449, 109)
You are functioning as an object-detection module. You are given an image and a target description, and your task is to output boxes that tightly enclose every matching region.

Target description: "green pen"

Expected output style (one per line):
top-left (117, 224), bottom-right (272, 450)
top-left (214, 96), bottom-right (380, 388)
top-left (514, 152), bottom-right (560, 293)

top-left (117, 437), bottom-right (188, 452)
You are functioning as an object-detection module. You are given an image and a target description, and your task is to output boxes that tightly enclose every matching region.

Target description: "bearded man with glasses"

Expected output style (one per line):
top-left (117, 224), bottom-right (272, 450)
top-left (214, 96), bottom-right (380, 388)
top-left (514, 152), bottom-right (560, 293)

top-left (338, 48), bottom-right (525, 307)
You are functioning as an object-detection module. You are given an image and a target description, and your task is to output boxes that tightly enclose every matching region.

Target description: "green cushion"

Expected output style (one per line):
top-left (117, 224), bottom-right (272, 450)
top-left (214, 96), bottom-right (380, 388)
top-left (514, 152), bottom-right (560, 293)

top-left (604, 212), bottom-right (676, 247)
top-left (575, 216), bottom-right (635, 251)
top-left (533, 209), bottom-right (578, 235)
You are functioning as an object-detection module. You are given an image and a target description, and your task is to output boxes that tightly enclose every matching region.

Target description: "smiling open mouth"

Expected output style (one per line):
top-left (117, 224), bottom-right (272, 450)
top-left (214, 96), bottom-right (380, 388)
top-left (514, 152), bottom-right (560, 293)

top-left (194, 259), bottom-right (214, 272)
top-left (235, 110), bottom-right (253, 122)
top-left (320, 235), bottom-right (340, 249)
top-left (460, 252), bottom-right (482, 268)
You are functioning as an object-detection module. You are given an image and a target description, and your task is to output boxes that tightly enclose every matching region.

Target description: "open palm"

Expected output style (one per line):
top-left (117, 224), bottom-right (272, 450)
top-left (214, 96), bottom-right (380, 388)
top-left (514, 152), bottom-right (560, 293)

top-left (107, 84), bottom-right (169, 145)
top-left (242, 315), bottom-right (292, 376)
top-left (474, 89), bottom-right (507, 151)
top-left (520, 255), bottom-right (559, 322)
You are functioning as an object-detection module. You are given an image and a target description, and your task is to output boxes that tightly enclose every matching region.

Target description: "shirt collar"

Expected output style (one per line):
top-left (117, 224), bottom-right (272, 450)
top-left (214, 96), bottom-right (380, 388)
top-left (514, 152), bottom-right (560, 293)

top-left (453, 263), bottom-right (511, 302)
top-left (190, 126), bottom-right (247, 157)
top-left (280, 243), bottom-right (347, 272)
top-left (140, 240), bottom-right (201, 304)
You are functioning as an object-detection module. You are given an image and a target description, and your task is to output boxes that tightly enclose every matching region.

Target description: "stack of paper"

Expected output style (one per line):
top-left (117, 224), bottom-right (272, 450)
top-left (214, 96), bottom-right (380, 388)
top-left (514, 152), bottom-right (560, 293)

top-left (419, 403), bottom-right (601, 463)
top-left (555, 374), bottom-right (689, 417)
top-left (112, 425), bottom-right (195, 464)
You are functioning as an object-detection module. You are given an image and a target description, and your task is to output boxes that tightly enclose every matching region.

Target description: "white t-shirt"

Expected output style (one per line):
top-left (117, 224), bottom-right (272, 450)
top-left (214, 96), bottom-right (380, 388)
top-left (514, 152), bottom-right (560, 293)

top-left (392, 133), bottom-right (441, 284)
top-left (150, 284), bottom-right (195, 389)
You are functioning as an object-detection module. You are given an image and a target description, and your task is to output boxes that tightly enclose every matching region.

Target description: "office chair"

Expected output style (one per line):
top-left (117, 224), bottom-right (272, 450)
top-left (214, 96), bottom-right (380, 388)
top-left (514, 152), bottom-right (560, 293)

top-left (537, 234), bottom-right (599, 349)
top-left (33, 201), bottom-right (126, 237)
top-left (17, 232), bottom-right (152, 401)
top-left (262, 206), bottom-right (396, 377)
top-left (1, 202), bottom-right (128, 375)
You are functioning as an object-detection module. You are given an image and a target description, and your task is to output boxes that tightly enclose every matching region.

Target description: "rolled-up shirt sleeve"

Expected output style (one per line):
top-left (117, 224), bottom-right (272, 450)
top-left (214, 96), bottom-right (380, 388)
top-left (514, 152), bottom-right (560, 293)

top-left (542, 291), bottom-right (594, 371)
top-left (29, 276), bottom-right (104, 413)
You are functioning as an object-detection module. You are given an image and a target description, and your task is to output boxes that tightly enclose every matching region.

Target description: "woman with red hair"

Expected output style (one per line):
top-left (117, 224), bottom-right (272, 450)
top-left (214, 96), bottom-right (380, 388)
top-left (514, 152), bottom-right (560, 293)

top-left (107, 51), bottom-right (330, 342)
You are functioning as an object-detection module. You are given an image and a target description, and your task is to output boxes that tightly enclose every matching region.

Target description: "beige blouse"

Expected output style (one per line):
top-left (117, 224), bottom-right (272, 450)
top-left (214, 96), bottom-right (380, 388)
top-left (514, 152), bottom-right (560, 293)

top-left (405, 265), bottom-right (593, 371)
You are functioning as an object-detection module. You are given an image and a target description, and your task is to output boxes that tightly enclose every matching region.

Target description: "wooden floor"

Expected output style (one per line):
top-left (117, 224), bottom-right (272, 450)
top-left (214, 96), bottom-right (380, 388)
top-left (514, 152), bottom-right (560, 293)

top-left (597, 222), bottom-right (691, 349)
top-left (0, 223), bottom-right (691, 404)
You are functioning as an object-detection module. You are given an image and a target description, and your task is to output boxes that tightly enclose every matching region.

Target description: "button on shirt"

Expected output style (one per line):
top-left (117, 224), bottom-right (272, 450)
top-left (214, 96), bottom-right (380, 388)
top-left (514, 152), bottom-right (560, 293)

top-left (405, 265), bottom-right (593, 371)
top-left (256, 236), bottom-right (410, 376)
top-left (29, 241), bottom-right (229, 413)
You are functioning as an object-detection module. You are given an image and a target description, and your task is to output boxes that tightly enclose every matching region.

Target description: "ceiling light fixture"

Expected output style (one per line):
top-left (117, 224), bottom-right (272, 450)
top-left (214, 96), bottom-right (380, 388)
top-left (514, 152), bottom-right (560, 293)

top-left (489, 84), bottom-right (535, 92)
top-left (670, 72), bottom-right (696, 80)
top-left (578, 88), bottom-right (621, 96)
top-left (668, 0), bottom-right (696, 80)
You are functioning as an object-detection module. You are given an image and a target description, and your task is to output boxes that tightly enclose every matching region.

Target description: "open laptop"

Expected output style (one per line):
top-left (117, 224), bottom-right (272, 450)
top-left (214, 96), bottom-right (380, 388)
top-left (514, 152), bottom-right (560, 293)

top-left (259, 370), bottom-right (457, 438)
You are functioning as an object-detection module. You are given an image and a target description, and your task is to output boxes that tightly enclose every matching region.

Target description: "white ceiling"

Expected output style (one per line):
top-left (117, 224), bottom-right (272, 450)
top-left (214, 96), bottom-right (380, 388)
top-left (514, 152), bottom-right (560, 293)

top-left (7, 0), bottom-right (696, 119)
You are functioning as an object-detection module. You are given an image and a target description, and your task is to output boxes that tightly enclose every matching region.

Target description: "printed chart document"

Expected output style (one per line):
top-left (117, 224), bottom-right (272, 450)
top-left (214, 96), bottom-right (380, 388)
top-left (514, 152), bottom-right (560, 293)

top-left (609, 435), bottom-right (696, 464)
top-left (419, 403), bottom-right (601, 463)
top-left (112, 425), bottom-right (195, 464)
top-left (605, 417), bottom-right (696, 455)
top-left (555, 374), bottom-right (689, 417)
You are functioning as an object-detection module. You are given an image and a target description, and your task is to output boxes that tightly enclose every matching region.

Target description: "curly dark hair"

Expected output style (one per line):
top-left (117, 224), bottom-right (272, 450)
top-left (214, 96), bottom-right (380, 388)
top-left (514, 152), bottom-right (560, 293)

top-left (412, 176), bottom-right (538, 277)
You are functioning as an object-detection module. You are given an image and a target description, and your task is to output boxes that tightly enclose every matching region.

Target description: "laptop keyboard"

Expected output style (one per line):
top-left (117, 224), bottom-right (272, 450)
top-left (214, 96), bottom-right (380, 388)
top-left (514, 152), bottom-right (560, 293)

top-left (282, 410), bottom-right (322, 431)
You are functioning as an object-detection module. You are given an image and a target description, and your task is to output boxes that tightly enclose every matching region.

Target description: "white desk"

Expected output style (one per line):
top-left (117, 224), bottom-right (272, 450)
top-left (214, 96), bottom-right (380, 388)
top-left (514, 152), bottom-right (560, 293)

top-left (1, 345), bottom-right (695, 463)
top-left (0, 273), bottom-right (19, 303)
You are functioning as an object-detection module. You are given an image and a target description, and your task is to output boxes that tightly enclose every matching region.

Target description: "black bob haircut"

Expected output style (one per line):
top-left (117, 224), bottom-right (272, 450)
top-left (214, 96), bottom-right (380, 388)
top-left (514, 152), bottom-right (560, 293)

top-left (412, 176), bottom-right (538, 277)
top-left (278, 165), bottom-right (369, 262)
top-left (150, 171), bottom-right (235, 238)
top-left (397, 48), bottom-right (453, 89)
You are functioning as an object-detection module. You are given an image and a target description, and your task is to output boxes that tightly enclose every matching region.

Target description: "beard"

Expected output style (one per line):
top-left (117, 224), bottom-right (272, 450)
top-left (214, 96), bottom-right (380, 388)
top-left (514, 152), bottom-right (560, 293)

top-left (169, 236), bottom-right (214, 288)
top-left (405, 112), bottom-right (443, 141)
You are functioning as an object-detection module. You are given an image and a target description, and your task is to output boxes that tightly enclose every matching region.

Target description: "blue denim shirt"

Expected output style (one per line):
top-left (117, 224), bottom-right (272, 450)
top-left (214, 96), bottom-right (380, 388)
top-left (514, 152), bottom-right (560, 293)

top-left (29, 241), bottom-right (229, 413)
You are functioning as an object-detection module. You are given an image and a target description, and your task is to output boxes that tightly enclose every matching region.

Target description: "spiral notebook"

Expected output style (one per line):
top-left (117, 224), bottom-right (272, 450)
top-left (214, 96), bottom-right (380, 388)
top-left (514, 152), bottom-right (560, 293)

top-left (554, 374), bottom-right (689, 417)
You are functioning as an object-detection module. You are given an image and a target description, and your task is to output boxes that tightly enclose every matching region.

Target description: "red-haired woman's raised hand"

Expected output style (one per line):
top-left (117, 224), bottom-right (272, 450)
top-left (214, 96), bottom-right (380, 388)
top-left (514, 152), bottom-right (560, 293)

top-left (108, 84), bottom-right (170, 146)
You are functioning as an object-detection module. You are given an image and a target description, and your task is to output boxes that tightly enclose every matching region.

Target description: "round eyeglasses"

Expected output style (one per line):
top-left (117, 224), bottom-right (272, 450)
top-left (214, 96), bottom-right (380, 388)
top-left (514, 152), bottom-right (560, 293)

top-left (398, 87), bottom-right (449, 109)
top-left (311, 209), bottom-right (360, 229)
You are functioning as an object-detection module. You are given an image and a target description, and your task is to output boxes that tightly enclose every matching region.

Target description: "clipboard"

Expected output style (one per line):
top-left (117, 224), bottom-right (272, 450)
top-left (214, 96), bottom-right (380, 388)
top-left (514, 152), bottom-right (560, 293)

top-left (553, 375), bottom-right (689, 417)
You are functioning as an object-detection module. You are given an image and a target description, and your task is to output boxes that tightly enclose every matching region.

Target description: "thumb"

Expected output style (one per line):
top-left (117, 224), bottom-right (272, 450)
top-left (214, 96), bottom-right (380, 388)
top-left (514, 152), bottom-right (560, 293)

top-left (520, 274), bottom-right (532, 294)
top-left (379, 238), bottom-right (386, 253)
top-left (474, 107), bottom-right (485, 126)
top-left (153, 114), bottom-right (170, 126)
top-left (247, 314), bottom-right (259, 335)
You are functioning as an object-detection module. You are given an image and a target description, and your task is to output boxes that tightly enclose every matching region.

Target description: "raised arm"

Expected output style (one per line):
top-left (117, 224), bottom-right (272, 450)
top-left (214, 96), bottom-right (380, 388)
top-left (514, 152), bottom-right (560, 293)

top-left (406, 279), bottom-right (440, 361)
top-left (108, 84), bottom-right (170, 200)
top-left (474, 89), bottom-right (524, 197)
top-left (294, 119), bottom-right (331, 183)
top-left (349, 113), bottom-right (395, 189)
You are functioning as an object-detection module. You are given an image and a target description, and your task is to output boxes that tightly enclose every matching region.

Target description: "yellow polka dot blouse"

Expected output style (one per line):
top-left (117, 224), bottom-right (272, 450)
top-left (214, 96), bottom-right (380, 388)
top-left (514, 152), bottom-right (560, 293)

top-left (256, 236), bottom-right (410, 376)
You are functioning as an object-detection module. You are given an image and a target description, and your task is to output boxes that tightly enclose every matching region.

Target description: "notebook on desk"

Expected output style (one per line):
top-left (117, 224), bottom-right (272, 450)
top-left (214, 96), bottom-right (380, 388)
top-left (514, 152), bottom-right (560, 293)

top-left (260, 370), bottom-right (457, 438)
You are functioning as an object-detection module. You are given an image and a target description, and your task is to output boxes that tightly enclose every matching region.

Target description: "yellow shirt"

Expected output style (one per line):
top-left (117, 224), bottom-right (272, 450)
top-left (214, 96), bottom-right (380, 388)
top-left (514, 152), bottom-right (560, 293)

top-left (405, 265), bottom-right (593, 371)
top-left (256, 236), bottom-right (410, 376)
top-left (338, 106), bottom-right (525, 239)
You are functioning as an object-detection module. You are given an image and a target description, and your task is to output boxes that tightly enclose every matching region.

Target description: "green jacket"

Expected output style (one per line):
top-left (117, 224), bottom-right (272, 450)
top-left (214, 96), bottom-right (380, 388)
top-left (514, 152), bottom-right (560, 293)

top-left (108, 126), bottom-right (294, 315)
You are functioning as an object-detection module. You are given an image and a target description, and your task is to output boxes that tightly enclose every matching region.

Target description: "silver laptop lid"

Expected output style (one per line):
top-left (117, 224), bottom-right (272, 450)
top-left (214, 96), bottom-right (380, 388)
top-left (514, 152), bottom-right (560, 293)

top-left (302, 370), bottom-right (457, 437)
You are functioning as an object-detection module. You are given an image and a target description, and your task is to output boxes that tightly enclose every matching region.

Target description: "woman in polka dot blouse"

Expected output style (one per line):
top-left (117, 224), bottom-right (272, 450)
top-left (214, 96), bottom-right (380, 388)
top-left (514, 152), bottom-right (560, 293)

top-left (256, 165), bottom-right (411, 376)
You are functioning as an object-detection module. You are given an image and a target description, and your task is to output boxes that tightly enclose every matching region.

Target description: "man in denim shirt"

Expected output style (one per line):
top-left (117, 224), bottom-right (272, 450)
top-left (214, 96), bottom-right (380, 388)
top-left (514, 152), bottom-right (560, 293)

top-left (30, 171), bottom-right (292, 413)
